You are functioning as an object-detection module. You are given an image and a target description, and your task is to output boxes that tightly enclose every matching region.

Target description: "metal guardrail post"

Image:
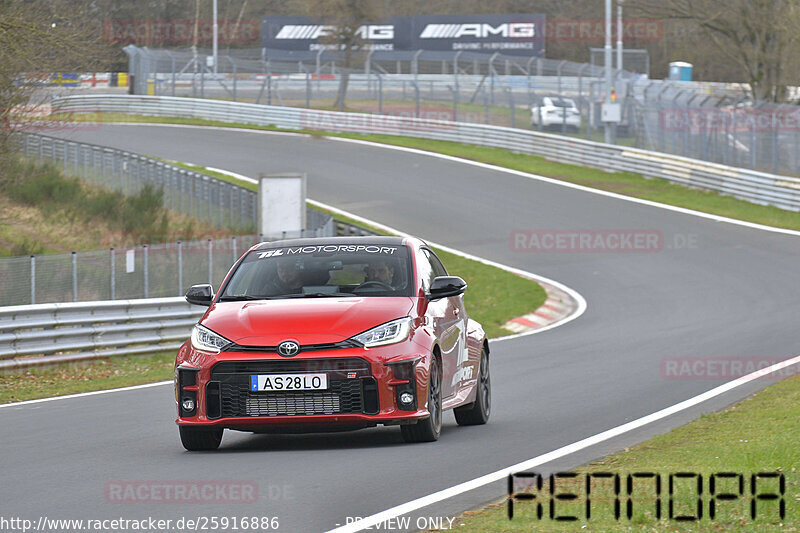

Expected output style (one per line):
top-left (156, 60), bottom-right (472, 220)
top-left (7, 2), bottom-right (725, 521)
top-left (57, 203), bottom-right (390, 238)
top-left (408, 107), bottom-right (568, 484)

top-left (305, 69), bottom-right (310, 108)
top-left (230, 56), bottom-right (237, 102)
top-left (72, 251), bottom-right (78, 302)
top-left (412, 50), bottom-right (422, 84)
top-left (505, 88), bottom-right (515, 128)
top-left (30, 255), bottom-right (36, 305)
top-left (412, 82), bottom-right (420, 118)
top-left (177, 241), bottom-right (183, 295)
top-left (218, 181), bottom-right (223, 228)
top-left (772, 107), bottom-right (780, 175)
top-left (267, 61), bottom-right (272, 106)
top-left (110, 248), bottom-right (115, 300)
top-left (750, 115), bottom-right (757, 170)
top-left (208, 239), bottom-right (213, 286)
top-left (447, 85), bottom-right (458, 122)
top-left (377, 74), bottom-right (383, 114)
top-left (488, 52), bottom-right (499, 105)
top-left (483, 85), bottom-right (489, 125)
top-left (143, 245), bottom-right (149, 298)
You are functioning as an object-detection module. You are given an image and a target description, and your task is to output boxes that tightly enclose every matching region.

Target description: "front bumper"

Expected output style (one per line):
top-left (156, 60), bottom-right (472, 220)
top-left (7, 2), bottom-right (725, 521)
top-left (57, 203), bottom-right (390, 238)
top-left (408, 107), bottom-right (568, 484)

top-left (175, 343), bottom-right (431, 431)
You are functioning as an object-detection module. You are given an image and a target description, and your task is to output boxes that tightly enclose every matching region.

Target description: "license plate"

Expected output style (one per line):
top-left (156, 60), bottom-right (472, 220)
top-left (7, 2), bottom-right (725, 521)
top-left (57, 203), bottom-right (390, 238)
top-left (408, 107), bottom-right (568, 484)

top-left (250, 373), bottom-right (328, 391)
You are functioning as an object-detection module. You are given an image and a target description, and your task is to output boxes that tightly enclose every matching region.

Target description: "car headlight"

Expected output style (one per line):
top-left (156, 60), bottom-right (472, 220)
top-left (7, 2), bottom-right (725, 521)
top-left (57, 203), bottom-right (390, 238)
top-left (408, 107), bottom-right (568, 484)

top-left (352, 317), bottom-right (412, 348)
top-left (190, 324), bottom-right (231, 353)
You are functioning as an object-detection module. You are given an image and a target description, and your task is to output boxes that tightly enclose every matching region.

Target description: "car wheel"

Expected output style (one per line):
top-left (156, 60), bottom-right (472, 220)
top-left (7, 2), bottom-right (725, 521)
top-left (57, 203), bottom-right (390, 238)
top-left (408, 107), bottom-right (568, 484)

top-left (401, 356), bottom-right (442, 443)
top-left (454, 346), bottom-right (490, 426)
top-left (179, 426), bottom-right (223, 451)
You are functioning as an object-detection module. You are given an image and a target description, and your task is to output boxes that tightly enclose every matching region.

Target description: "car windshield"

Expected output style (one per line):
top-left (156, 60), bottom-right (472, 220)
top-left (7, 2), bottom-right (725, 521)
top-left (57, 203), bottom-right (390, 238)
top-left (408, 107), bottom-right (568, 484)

top-left (220, 243), bottom-right (414, 299)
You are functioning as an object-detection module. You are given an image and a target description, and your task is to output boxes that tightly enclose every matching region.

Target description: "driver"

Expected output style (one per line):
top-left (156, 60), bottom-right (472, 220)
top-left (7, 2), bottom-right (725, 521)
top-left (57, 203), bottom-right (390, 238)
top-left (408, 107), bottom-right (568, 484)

top-left (364, 259), bottom-right (395, 286)
top-left (264, 258), bottom-right (304, 295)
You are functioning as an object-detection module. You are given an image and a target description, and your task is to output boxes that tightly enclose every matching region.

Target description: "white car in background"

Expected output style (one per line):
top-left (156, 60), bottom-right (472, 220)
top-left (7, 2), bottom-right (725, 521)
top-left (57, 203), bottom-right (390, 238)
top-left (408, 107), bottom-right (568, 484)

top-left (530, 96), bottom-right (581, 131)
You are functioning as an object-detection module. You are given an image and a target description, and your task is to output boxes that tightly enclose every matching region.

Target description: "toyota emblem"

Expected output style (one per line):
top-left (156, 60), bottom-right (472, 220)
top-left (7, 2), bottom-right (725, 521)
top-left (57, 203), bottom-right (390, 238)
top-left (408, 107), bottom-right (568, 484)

top-left (277, 340), bottom-right (300, 357)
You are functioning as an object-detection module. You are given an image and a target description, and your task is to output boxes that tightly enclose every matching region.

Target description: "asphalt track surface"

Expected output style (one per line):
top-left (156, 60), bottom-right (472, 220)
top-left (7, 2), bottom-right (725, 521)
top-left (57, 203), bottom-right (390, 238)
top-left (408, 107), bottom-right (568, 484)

top-left (3, 124), bottom-right (800, 532)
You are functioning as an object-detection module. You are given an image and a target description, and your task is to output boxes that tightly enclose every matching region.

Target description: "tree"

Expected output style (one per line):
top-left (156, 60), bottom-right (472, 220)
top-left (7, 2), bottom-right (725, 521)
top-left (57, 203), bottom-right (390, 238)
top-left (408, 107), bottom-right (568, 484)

top-left (303, 0), bottom-right (389, 110)
top-left (0, 0), bottom-right (112, 174)
top-left (630, 0), bottom-right (800, 102)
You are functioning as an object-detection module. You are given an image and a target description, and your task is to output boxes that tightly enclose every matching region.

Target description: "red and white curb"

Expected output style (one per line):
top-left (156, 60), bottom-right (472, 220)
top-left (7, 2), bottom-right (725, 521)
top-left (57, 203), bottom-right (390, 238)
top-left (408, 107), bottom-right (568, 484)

top-left (502, 282), bottom-right (577, 334)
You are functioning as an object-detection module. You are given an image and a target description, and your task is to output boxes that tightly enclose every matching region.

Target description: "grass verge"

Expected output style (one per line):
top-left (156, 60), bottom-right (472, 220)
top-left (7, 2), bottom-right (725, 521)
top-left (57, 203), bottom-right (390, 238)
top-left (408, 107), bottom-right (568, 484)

top-left (0, 352), bottom-right (174, 404)
top-left (453, 374), bottom-right (800, 532)
top-left (63, 111), bottom-right (800, 230)
top-left (0, 158), bottom-right (225, 254)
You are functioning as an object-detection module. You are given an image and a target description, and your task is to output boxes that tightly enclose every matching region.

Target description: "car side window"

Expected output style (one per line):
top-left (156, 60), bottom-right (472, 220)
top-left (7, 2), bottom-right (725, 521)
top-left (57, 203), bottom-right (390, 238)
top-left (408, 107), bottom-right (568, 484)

top-left (416, 249), bottom-right (434, 292)
top-left (423, 249), bottom-right (448, 278)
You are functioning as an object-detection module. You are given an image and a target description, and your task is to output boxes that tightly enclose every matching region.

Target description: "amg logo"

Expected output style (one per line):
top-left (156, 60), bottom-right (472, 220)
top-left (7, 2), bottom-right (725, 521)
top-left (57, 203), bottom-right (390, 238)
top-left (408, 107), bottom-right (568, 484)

top-left (419, 23), bottom-right (536, 39)
top-left (275, 24), bottom-right (394, 40)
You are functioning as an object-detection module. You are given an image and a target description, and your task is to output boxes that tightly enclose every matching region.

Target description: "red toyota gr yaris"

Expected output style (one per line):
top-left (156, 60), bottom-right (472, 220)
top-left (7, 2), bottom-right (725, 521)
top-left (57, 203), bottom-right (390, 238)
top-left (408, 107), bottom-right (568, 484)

top-left (175, 236), bottom-right (490, 450)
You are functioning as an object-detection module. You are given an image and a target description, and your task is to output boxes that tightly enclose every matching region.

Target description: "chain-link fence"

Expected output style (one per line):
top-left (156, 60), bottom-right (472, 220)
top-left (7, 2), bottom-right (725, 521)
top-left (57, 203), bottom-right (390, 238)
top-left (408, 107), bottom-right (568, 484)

top-left (15, 132), bottom-right (258, 231)
top-left (0, 224), bottom-right (354, 306)
top-left (122, 45), bottom-right (800, 176)
top-left (633, 87), bottom-right (800, 176)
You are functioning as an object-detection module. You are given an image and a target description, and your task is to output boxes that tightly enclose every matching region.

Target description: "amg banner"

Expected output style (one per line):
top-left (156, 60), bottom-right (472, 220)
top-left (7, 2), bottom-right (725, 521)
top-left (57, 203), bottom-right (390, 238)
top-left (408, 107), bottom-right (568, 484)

top-left (261, 14), bottom-right (545, 56)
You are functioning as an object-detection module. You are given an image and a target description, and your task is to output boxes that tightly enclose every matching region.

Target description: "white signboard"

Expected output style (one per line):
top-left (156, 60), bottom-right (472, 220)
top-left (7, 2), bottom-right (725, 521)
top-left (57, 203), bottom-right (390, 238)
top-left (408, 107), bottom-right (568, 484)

top-left (602, 103), bottom-right (622, 123)
top-left (126, 249), bottom-right (135, 273)
top-left (258, 173), bottom-right (307, 237)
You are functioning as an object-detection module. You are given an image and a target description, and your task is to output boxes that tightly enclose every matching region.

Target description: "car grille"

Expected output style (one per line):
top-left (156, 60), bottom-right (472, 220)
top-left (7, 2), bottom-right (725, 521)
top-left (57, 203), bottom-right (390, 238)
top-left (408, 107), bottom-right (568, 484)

top-left (209, 358), bottom-right (379, 418)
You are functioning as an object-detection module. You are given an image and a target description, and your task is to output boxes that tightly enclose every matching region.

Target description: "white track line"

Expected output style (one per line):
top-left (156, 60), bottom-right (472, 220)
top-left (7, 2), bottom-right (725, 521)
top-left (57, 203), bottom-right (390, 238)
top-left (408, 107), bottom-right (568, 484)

top-left (0, 381), bottom-right (171, 409)
top-left (326, 353), bottom-right (800, 533)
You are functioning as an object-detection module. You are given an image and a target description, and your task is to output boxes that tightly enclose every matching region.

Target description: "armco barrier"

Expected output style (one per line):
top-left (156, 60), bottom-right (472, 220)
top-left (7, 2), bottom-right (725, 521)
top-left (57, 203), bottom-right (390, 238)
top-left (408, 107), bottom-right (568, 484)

top-left (51, 95), bottom-right (800, 211)
top-left (0, 298), bottom-right (204, 370)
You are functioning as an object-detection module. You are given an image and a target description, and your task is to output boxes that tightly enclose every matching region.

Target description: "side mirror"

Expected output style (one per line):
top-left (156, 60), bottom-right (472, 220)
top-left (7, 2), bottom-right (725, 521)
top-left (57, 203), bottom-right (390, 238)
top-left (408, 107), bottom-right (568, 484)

top-left (427, 276), bottom-right (467, 301)
top-left (185, 284), bottom-right (214, 306)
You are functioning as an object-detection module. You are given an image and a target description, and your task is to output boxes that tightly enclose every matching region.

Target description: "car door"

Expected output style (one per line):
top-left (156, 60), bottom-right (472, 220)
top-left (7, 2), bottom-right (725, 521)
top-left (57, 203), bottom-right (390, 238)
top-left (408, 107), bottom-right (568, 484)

top-left (421, 248), bottom-right (467, 399)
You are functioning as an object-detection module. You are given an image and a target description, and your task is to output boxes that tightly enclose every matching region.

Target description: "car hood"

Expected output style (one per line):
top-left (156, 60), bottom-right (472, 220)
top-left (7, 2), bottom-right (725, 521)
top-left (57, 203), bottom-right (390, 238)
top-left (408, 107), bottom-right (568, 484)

top-left (201, 297), bottom-right (416, 346)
